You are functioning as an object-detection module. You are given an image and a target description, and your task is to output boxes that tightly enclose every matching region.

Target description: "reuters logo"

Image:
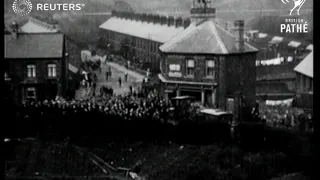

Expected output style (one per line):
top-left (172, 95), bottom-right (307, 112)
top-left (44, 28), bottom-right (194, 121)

top-left (12, 0), bottom-right (33, 16)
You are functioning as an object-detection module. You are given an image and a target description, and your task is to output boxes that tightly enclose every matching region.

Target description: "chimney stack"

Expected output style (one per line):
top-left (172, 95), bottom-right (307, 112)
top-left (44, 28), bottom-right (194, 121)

top-left (154, 15), bottom-right (161, 24)
top-left (168, 16), bottom-right (174, 26)
top-left (234, 20), bottom-right (245, 52)
top-left (160, 16), bottom-right (167, 25)
top-left (183, 18), bottom-right (191, 29)
top-left (175, 17), bottom-right (183, 28)
top-left (11, 21), bottom-right (18, 39)
top-left (146, 14), bottom-right (153, 23)
top-left (141, 13), bottom-right (147, 22)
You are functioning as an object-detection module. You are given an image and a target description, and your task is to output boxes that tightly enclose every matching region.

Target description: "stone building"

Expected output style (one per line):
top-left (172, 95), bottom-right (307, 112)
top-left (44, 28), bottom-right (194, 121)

top-left (158, 0), bottom-right (258, 113)
top-left (4, 22), bottom-right (68, 103)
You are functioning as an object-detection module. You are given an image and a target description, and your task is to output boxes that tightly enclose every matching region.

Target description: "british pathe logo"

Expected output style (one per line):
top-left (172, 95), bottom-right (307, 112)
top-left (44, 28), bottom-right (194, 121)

top-left (281, 0), bottom-right (307, 15)
top-left (12, 0), bottom-right (33, 16)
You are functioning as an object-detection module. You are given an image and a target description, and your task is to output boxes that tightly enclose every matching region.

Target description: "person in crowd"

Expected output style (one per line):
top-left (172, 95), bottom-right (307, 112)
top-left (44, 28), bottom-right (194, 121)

top-left (118, 77), bottom-right (122, 88)
top-left (124, 72), bottom-right (128, 82)
top-left (108, 67), bottom-right (112, 78)
top-left (105, 70), bottom-right (109, 81)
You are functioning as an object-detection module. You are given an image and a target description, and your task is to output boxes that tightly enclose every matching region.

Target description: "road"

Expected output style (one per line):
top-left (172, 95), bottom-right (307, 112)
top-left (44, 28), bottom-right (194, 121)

top-left (75, 62), bottom-right (145, 100)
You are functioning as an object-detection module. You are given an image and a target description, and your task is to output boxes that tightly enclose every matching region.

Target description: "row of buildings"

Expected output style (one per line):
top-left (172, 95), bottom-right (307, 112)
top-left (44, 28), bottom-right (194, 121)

top-left (99, 0), bottom-right (313, 111)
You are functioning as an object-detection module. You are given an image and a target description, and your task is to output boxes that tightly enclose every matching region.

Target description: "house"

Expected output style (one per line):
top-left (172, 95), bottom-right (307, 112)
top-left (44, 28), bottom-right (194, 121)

top-left (294, 51), bottom-right (313, 109)
top-left (158, 0), bottom-right (258, 118)
top-left (4, 22), bottom-right (68, 103)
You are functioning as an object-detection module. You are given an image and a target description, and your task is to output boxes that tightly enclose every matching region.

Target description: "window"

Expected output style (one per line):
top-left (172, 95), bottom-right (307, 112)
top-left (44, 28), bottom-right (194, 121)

top-left (47, 64), bottom-right (57, 77)
top-left (27, 64), bottom-right (36, 78)
top-left (206, 60), bottom-right (215, 77)
top-left (186, 59), bottom-right (195, 76)
top-left (169, 64), bottom-right (181, 71)
top-left (26, 87), bottom-right (36, 100)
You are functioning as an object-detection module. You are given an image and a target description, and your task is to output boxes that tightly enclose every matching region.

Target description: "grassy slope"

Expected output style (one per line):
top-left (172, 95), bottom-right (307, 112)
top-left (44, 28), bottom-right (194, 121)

top-left (5, 141), bottom-right (103, 176)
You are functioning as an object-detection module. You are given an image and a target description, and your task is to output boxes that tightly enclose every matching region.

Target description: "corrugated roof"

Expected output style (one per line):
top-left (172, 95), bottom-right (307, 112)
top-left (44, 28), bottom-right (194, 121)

top-left (99, 17), bottom-right (185, 43)
top-left (159, 21), bottom-right (258, 54)
top-left (288, 41), bottom-right (301, 48)
top-left (294, 51), bottom-right (313, 78)
top-left (5, 33), bottom-right (64, 58)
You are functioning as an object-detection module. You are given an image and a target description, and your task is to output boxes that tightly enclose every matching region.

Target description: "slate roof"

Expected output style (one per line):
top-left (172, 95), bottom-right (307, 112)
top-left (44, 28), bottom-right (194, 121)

top-left (294, 51), bottom-right (313, 78)
top-left (5, 33), bottom-right (64, 58)
top-left (99, 17), bottom-right (185, 43)
top-left (159, 21), bottom-right (258, 54)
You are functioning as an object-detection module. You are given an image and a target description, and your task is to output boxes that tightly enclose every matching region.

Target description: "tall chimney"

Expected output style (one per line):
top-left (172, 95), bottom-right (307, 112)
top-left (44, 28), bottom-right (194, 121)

top-left (11, 21), bottom-right (18, 39)
top-left (234, 20), bottom-right (245, 52)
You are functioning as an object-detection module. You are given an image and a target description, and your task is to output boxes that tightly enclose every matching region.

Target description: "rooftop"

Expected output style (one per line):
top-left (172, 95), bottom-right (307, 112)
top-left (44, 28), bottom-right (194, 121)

top-left (99, 17), bottom-right (185, 43)
top-left (20, 17), bottom-right (59, 33)
top-left (5, 33), bottom-right (64, 59)
top-left (160, 21), bottom-right (258, 54)
top-left (294, 51), bottom-right (313, 78)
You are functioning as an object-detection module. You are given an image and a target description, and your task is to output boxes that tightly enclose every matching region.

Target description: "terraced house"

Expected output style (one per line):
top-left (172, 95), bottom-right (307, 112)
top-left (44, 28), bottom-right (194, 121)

top-left (158, 0), bottom-right (258, 115)
top-left (4, 22), bottom-right (69, 103)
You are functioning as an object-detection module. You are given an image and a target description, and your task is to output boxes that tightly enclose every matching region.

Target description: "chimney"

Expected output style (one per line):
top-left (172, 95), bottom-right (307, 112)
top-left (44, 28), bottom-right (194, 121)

top-left (146, 14), bottom-right (153, 23)
top-left (234, 20), bottom-right (245, 52)
top-left (11, 21), bottom-right (18, 39)
top-left (168, 16), bottom-right (174, 26)
top-left (183, 18), bottom-right (191, 29)
top-left (154, 15), bottom-right (161, 24)
top-left (133, 13), bottom-right (140, 21)
top-left (160, 16), bottom-right (167, 25)
top-left (175, 17), bottom-right (183, 28)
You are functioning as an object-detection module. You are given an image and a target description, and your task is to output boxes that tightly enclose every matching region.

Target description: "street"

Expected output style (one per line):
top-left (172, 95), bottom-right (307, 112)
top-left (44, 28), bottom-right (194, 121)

top-left (75, 62), bottom-right (145, 99)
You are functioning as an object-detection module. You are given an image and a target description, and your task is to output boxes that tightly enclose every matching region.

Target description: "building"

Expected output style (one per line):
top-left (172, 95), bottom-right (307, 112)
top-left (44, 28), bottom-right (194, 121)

top-left (294, 51), bottom-right (313, 109)
top-left (158, 0), bottom-right (258, 116)
top-left (4, 22), bottom-right (68, 103)
top-left (98, 10), bottom-right (189, 72)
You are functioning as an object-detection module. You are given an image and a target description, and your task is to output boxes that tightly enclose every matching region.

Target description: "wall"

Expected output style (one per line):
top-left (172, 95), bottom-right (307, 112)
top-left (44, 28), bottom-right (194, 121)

top-left (6, 58), bottom-right (64, 103)
top-left (162, 54), bottom-right (219, 84)
top-left (226, 53), bottom-right (257, 108)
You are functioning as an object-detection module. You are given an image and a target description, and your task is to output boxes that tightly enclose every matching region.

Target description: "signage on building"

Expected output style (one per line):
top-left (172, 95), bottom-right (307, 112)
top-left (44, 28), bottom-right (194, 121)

top-left (168, 72), bottom-right (182, 77)
top-left (168, 64), bottom-right (182, 77)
